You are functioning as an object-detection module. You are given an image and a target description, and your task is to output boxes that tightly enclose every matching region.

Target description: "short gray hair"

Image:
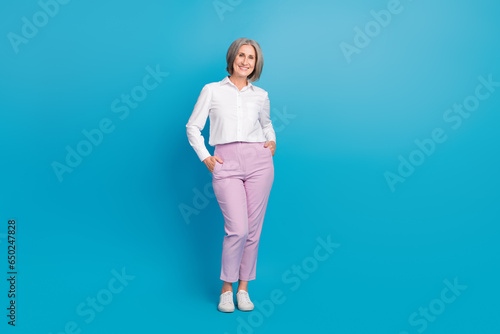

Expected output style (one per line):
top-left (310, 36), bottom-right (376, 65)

top-left (226, 38), bottom-right (264, 82)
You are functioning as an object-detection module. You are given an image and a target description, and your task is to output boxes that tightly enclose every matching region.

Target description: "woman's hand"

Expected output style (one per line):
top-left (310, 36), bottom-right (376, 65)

top-left (203, 156), bottom-right (224, 173)
top-left (264, 141), bottom-right (276, 156)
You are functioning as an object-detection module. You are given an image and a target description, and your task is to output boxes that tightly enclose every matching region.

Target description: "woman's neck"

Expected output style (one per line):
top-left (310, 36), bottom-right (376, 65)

top-left (229, 75), bottom-right (248, 91)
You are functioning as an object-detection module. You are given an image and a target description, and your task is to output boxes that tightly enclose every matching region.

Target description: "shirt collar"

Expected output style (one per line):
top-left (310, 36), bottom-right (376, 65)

top-left (221, 75), bottom-right (254, 92)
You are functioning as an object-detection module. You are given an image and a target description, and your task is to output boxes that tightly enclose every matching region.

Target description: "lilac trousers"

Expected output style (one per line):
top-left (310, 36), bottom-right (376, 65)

top-left (212, 141), bottom-right (274, 283)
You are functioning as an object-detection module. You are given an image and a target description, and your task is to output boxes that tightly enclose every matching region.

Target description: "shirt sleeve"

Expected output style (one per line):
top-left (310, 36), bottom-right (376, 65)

top-left (259, 92), bottom-right (277, 144)
top-left (186, 84), bottom-right (212, 162)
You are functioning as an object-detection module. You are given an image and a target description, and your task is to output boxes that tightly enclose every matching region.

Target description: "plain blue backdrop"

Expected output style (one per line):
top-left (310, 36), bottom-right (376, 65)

top-left (1, 0), bottom-right (499, 333)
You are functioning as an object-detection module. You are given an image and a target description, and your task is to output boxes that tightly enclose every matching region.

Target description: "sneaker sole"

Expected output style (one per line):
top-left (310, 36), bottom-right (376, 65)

top-left (218, 306), bottom-right (235, 313)
top-left (237, 305), bottom-right (254, 311)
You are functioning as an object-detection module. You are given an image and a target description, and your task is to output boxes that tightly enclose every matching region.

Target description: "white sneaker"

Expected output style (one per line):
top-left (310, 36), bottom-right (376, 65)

top-left (218, 291), bottom-right (235, 313)
top-left (236, 290), bottom-right (254, 311)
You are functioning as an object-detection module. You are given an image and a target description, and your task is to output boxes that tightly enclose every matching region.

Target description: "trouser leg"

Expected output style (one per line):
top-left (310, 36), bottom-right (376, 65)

top-left (239, 165), bottom-right (274, 281)
top-left (213, 177), bottom-right (248, 283)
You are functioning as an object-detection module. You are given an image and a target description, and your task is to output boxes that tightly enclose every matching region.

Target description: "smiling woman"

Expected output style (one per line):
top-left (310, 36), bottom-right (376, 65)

top-left (186, 37), bottom-right (277, 314)
top-left (226, 39), bottom-right (263, 83)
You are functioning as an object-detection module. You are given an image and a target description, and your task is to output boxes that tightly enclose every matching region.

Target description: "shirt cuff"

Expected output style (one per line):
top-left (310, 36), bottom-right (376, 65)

top-left (266, 132), bottom-right (276, 144)
top-left (198, 150), bottom-right (211, 163)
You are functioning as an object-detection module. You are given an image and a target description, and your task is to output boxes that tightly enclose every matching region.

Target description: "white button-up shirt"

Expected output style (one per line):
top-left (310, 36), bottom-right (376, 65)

top-left (186, 76), bottom-right (277, 161)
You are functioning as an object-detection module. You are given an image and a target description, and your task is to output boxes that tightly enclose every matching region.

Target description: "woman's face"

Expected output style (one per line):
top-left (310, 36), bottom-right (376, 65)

top-left (232, 44), bottom-right (256, 79)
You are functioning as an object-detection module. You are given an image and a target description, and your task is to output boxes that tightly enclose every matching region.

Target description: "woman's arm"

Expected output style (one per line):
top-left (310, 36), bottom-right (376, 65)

top-left (186, 85), bottom-right (212, 162)
top-left (259, 92), bottom-right (277, 145)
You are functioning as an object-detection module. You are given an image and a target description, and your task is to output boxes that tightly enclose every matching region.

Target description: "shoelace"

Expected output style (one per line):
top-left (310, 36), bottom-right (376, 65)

top-left (221, 292), bottom-right (233, 305)
top-left (238, 291), bottom-right (251, 304)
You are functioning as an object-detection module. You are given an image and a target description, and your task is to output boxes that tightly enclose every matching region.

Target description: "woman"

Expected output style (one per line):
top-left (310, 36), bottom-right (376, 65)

top-left (186, 38), bottom-right (276, 313)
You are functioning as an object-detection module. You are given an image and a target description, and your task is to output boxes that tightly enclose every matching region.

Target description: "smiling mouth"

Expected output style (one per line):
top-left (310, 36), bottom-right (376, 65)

top-left (239, 66), bottom-right (249, 71)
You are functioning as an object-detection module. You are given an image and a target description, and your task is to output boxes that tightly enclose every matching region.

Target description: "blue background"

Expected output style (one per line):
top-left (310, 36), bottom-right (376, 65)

top-left (1, 0), bottom-right (499, 333)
